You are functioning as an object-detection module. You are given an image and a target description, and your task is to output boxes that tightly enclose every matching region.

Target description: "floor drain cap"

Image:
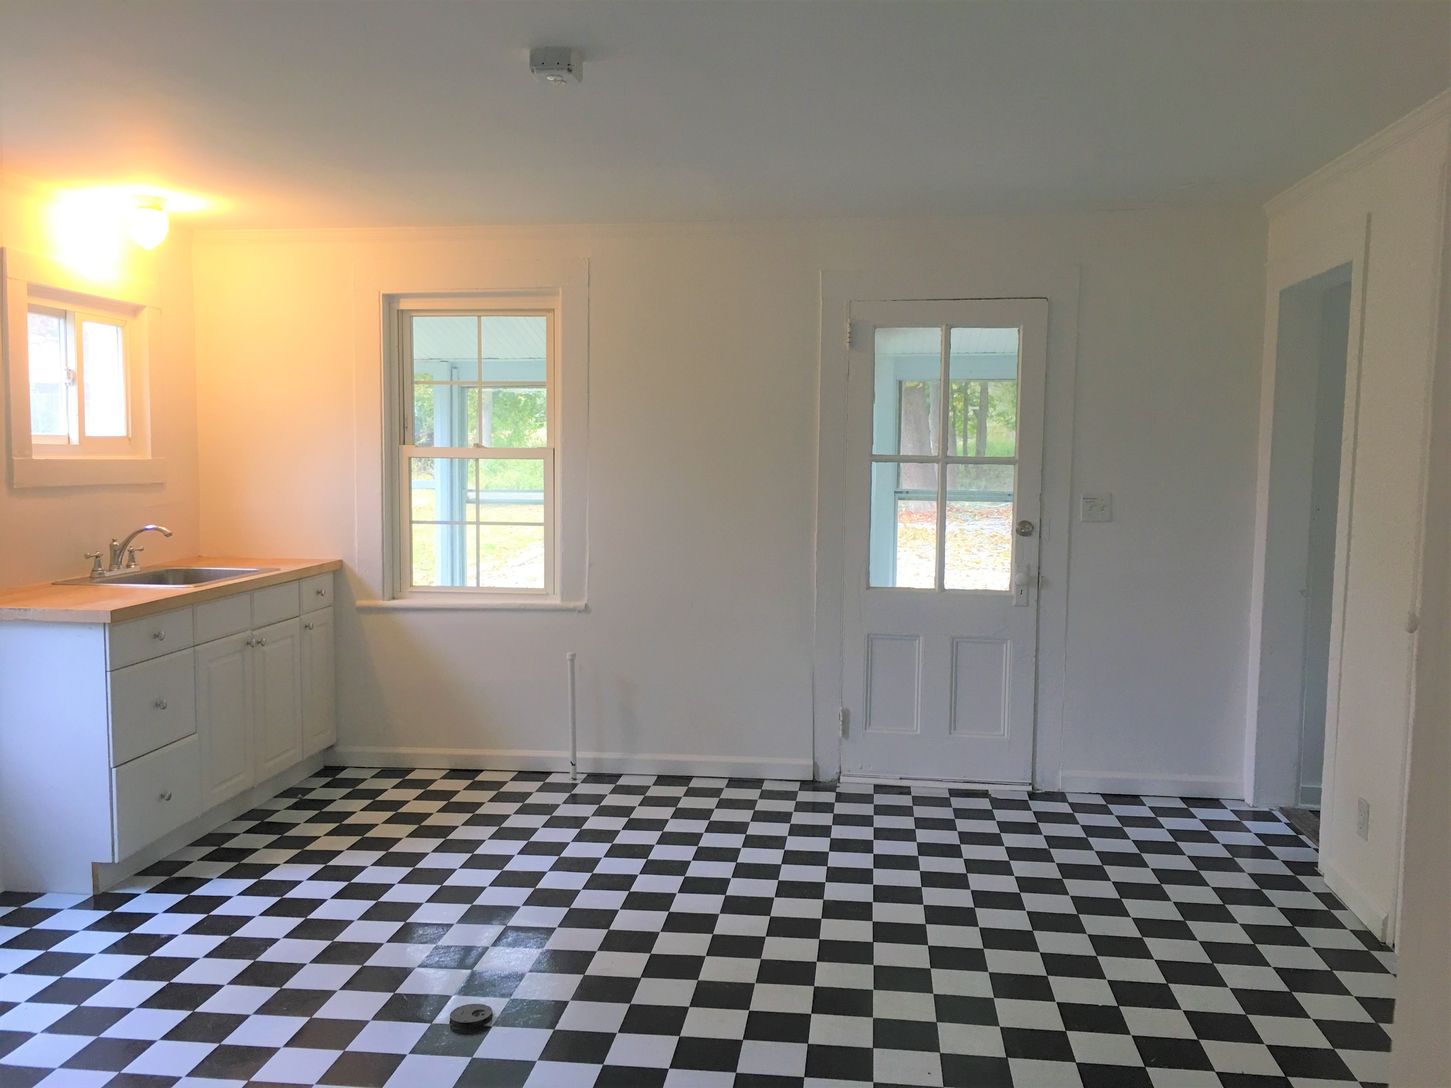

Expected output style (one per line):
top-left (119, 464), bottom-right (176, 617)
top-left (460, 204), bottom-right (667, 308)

top-left (449, 1003), bottom-right (494, 1034)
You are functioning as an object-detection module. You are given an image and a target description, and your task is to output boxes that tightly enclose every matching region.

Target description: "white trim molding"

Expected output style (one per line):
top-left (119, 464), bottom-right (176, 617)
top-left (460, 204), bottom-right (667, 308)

top-left (1058, 771), bottom-right (1244, 800)
top-left (1320, 857), bottom-right (1391, 943)
top-left (332, 746), bottom-right (814, 781)
top-left (1265, 89), bottom-right (1451, 219)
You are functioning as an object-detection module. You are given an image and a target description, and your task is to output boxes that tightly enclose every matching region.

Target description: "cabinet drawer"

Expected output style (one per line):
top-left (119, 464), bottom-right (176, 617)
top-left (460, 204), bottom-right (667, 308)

top-left (109, 609), bottom-right (195, 670)
top-left (252, 582), bottom-right (300, 627)
top-left (112, 735), bottom-right (201, 859)
top-left (301, 573), bottom-right (334, 613)
top-left (110, 649), bottom-right (197, 766)
top-left (194, 593), bottom-right (252, 643)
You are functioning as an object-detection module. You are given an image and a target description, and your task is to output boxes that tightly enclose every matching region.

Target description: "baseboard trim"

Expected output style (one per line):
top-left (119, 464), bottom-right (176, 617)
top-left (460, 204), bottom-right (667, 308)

top-left (1321, 856), bottom-right (1391, 943)
top-left (840, 774), bottom-right (1030, 792)
top-left (331, 746), bottom-right (815, 781)
top-left (1059, 770), bottom-right (1244, 800)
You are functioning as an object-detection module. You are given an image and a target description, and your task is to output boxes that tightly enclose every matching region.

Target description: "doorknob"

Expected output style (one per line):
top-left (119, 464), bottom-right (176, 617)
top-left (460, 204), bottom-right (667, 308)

top-left (1015, 520), bottom-right (1036, 537)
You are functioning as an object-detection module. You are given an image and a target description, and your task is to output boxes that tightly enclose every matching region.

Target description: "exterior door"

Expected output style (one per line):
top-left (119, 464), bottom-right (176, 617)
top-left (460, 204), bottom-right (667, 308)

top-left (840, 299), bottom-right (1047, 783)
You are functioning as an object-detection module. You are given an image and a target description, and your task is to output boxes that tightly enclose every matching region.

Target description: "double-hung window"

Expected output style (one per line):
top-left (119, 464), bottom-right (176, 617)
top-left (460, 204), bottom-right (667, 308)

top-left (393, 298), bottom-right (557, 596)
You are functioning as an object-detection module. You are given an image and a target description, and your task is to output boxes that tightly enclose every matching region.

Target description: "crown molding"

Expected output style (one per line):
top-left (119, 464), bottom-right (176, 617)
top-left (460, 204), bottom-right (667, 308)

top-left (1266, 88), bottom-right (1451, 220)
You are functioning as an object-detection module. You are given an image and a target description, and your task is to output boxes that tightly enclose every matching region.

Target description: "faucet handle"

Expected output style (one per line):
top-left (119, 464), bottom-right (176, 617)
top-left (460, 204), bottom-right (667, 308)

top-left (84, 551), bottom-right (104, 578)
top-left (126, 546), bottom-right (144, 569)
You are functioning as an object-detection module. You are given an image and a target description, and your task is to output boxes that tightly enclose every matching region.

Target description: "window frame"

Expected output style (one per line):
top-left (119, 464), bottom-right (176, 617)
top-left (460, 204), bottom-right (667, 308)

top-left (868, 323), bottom-right (1023, 592)
top-left (26, 302), bottom-right (138, 456)
top-left (386, 293), bottom-right (562, 602)
top-left (2, 247), bottom-right (163, 488)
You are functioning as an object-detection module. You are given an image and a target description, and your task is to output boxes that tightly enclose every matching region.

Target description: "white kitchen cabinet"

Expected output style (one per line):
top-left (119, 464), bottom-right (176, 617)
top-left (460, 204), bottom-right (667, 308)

top-left (254, 617), bottom-right (303, 780)
top-left (0, 567), bottom-right (338, 894)
top-left (196, 632), bottom-right (254, 809)
top-left (301, 607), bottom-right (336, 756)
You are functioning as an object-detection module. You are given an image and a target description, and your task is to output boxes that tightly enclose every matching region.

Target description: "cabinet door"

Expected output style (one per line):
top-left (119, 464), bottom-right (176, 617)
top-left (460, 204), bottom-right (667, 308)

top-left (254, 617), bottom-right (303, 781)
top-left (301, 608), bottom-right (336, 757)
top-left (195, 633), bottom-right (254, 809)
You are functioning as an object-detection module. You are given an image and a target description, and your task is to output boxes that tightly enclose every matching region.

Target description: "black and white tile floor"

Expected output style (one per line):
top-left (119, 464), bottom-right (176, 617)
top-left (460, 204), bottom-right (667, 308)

top-left (0, 768), bottom-right (1396, 1088)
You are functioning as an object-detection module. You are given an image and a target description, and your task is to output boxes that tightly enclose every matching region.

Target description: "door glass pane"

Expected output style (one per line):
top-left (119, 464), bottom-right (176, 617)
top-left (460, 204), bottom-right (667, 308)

top-left (869, 461), bottom-right (937, 588)
top-left (944, 464), bottom-right (1014, 591)
top-left (27, 310), bottom-right (68, 437)
top-left (947, 327), bottom-right (1018, 457)
top-left (81, 320), bottom-right (127, 436)
top-left (481, 315), bottom-right (548, 384)
top-left (410, 456), bottom-right (546, 589)
top-left (873, 327), bottom-right (941, 456)
top-left (411, 315), bottom-right (480, 382)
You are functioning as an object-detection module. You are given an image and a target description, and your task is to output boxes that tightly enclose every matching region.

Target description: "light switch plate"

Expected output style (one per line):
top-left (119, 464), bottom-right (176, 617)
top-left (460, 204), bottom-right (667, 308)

top-left (1081, 493), bottom-right (1113, 523)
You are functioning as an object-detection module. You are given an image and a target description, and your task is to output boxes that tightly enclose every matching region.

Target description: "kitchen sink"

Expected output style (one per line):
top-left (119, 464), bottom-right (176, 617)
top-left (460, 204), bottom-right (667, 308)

top-left (56, 566), bottom-right (277, 587)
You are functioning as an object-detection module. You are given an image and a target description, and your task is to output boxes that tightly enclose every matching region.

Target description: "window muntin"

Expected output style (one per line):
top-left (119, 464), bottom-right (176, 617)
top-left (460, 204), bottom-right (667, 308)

top-left (25, 304), bottom-right (132, 450)
top-left (398, 307), bottom-right (555, 595)
top-left (868, 325), bottom-right (1021, 591)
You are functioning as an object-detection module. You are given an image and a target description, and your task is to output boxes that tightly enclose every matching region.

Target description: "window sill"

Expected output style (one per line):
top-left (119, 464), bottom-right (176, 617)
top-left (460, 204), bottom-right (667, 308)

top-left (356, 597), bottom-right (588, 613)
top-left (11, 456), bottom-right (168, 489)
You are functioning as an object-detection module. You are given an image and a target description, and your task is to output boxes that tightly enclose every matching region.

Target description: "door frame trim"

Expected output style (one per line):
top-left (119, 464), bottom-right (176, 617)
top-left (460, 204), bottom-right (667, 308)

top-left (1243, 219), bottom-right (1368, 813)
top-left (812, 267), bottom-right (1081, 785)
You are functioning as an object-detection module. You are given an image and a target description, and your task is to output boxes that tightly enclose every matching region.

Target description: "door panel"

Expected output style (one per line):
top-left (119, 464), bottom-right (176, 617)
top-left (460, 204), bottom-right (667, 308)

top-left (864, 634), bottom-right (922, 734)
top-left (254, 618), bottom-right (302, 781)
top-left (196, 633), bottom-right (254, 809)
top-left (949, 637), bottom-right (1009, 737)
top-left (841, 299), bottom-right (1046, 783)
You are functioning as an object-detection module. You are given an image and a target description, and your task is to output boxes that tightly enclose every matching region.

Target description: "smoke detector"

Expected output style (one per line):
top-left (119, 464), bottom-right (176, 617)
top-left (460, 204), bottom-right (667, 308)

top-left (530, 47), bottom-right (583, 85)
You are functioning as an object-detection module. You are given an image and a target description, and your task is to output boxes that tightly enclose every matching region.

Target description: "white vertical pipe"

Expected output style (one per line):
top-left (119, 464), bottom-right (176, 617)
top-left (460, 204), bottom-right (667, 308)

top-left (566, 652), bottom-right (578, 781)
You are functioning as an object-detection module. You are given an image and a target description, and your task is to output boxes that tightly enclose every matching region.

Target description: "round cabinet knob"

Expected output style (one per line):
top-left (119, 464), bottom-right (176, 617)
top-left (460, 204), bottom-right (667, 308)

top-left (154, 698), bottom-right (168, 711)
top-left (303, 622), bottom-right (313, 631)
top-left (151, 630), bottom-right (166, 641)
top-left (315, 588), bottom-right (326, 597)
top-left (1015, 520), bottom-right (1036, 538)
top-left (158, 791), bottom-right (173, 802)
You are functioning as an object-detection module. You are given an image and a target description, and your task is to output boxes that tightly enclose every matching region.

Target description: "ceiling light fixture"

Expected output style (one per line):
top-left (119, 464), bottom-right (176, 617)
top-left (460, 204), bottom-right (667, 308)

top-left (530, 47), bottom-right (583, 85)
top-left (128, 195), bottom-right (169, 250)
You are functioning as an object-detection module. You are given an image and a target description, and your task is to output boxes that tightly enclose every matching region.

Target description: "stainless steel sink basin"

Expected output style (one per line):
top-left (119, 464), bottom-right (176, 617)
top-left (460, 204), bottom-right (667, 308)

top-left (57, 566), bottom-right (277, 587)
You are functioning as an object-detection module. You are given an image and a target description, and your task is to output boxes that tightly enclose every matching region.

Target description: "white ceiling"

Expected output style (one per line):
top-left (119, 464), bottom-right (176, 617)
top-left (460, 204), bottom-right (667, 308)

top-left (2, 1), bottom-right (1448, 229)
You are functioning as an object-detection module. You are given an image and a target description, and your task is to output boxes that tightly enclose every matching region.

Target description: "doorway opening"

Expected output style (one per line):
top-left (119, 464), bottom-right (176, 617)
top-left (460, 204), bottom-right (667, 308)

top-left (1254, 263), bottom-right (1354, 829)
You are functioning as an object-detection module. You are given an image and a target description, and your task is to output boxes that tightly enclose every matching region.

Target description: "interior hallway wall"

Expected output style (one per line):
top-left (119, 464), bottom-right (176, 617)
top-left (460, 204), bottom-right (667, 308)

top-left (1389, 130), bottom-right (1451, 1088)
top-left (1262, 91), bottom-right (1451, 939)
top-left (193, 208), bottom-right (1265, 788)
top-left (0, 174), bottom-right (200, 587)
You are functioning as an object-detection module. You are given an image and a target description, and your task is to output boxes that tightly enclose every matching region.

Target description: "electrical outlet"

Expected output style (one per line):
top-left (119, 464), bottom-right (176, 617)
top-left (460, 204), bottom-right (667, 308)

top-left (1081, 493), bottom-right (1113, 523)
top-left (1356, 798), bottom-right (1371, 840)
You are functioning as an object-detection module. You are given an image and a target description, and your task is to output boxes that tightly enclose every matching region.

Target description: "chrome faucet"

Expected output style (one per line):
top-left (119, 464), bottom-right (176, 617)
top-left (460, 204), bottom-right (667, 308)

top-left (105, 524), bottom-right (173, 573)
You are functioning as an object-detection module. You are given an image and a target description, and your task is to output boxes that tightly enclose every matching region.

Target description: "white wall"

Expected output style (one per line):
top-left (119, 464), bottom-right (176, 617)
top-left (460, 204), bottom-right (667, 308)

top-left (1262, 91), bottom-right (1451, 939)
top-left (0, 175), bottom-right (200, 588)
top-left (191, 209), bottom-right (1265, 787)
top-left (1390, 146), bottom-right (1451, 1088)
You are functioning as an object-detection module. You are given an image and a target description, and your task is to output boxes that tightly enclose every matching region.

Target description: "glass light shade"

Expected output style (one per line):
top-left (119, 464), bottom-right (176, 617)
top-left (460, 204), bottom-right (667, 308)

top-left (128, 201), bottom-right (169, 249)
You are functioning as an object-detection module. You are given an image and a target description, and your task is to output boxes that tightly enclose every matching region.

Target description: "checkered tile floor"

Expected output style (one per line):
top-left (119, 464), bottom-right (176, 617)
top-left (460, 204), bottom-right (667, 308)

top-left (0, 768), bottom-right (1396, 1087)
